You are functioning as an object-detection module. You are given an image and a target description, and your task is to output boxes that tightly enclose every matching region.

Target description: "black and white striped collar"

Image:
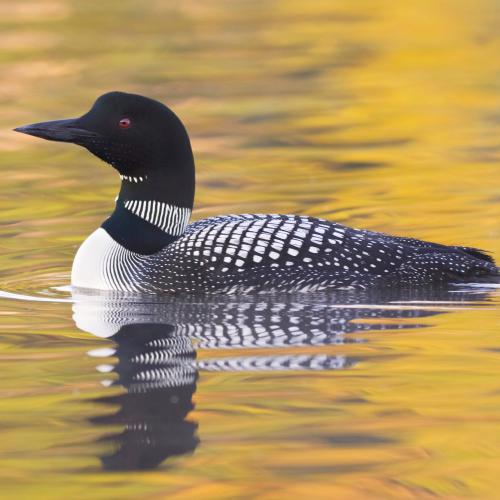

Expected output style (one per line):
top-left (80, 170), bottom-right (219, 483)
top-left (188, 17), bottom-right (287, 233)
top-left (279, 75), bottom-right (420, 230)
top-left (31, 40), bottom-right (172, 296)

top-left (123, 199), bottom-right (191, 236)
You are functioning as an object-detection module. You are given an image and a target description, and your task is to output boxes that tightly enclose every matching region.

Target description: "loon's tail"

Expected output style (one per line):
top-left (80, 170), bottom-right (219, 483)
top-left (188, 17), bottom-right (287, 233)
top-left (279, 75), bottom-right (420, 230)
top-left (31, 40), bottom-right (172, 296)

top-left (452, 246), bottom-right (496, 265)
top-left (459, 272), bottom-right (500, 285)
top-left (451, 246), bottom-right (500, 284)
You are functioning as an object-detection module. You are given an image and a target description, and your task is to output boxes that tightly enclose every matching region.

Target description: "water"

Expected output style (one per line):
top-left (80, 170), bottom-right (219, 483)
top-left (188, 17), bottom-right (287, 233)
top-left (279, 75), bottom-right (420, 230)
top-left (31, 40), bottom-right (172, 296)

top-left (1, 1), bottom-right (499, 498)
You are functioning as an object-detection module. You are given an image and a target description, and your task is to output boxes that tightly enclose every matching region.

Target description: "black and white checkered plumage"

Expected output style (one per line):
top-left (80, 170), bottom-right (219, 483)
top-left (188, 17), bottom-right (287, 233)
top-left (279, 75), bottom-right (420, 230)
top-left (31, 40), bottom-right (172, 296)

top-left (71, 213), bottom-right (498, 293)
top-left (16, 92), bottom-right (499, 294)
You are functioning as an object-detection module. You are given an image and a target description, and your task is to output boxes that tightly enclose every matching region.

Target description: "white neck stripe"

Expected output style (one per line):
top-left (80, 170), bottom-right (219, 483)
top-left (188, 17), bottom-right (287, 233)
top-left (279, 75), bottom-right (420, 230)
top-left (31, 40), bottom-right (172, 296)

top-left (124, 200), bottom-right (190, 236)
top-left (120, 174), bottom-right (147, 183)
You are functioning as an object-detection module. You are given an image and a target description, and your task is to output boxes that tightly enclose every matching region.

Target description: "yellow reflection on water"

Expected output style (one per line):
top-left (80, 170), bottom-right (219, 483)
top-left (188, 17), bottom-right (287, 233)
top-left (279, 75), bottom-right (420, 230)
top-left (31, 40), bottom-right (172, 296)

top-left (0, 0), bottom-right (499, 498)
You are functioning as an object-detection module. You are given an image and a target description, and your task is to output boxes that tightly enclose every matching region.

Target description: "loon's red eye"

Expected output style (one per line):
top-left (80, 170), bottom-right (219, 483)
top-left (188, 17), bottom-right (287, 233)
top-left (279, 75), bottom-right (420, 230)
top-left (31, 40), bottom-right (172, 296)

top-left (119, 118), bottom-right (131, 129)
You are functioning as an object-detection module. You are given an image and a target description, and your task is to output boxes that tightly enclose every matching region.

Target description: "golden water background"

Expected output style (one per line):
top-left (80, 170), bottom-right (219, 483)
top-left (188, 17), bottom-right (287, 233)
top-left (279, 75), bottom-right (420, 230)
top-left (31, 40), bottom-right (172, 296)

top-left (0, 1), bottom-right (499, 498)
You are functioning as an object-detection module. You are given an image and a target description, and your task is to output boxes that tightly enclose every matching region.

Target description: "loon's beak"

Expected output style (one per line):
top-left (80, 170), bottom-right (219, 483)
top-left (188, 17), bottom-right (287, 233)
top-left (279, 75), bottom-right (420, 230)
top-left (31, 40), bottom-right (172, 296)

top-left (14, 118), bottom-right (98, 143)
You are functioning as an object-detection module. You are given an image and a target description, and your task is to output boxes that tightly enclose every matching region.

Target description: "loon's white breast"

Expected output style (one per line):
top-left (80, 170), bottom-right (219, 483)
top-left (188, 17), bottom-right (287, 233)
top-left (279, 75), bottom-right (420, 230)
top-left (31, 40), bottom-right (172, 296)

top-left (72, 228), bottom-right (130, 291)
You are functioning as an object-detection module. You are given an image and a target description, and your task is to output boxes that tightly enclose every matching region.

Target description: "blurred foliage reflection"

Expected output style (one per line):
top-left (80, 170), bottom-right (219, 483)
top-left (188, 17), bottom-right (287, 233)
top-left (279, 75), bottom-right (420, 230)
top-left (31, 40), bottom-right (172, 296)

top-left (0, 1), bottom-right (499, 498)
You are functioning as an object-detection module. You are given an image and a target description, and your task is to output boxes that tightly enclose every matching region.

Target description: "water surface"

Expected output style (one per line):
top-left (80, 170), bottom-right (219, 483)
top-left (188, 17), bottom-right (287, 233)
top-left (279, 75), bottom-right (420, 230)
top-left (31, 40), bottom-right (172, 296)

top-left (0, 1), bottom-right (499, 498)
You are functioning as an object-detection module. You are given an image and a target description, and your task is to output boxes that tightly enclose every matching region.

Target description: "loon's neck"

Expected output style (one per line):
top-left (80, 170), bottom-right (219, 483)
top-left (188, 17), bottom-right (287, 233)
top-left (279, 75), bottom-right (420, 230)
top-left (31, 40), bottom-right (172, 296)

top-left (101, 169), bottom-right (194, 255)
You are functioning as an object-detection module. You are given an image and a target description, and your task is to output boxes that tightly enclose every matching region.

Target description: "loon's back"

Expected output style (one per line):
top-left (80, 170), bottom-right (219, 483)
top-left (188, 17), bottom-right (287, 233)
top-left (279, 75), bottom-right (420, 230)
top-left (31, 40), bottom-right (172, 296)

top-left (71, 214), bottom-right (498, 293)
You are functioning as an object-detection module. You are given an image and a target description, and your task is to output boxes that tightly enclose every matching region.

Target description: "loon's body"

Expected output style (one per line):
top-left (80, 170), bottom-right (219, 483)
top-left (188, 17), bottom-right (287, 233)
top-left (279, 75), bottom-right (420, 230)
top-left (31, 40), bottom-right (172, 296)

top-left (71, 213), bottom-right (497, 293)
top-left (15, 92), bottom-right (498, 293)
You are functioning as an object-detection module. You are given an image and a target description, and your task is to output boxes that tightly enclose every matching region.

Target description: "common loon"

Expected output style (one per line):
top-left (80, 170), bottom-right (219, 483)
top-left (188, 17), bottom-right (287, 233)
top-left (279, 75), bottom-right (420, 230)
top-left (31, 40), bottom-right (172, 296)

top-left (15, 91), bottom-right (499, 293)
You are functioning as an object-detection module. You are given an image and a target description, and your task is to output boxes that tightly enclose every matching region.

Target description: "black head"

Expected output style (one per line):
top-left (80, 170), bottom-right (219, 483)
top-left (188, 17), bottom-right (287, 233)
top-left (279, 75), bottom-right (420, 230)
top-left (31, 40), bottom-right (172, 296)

top-left (14, 92), bottom-right (195, 201)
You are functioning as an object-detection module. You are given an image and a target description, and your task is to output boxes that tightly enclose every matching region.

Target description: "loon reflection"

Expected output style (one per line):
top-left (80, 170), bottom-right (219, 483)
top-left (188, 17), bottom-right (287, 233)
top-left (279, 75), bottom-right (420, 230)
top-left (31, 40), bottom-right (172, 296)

top-left (73, 287), bottom-right (491, 471)
top-left (89, 324), bottom-right (199, 471)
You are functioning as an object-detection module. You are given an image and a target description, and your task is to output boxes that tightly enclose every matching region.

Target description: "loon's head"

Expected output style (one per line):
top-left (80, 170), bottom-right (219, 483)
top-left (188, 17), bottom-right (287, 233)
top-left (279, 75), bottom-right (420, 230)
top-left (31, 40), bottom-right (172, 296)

top-left (14, 91), bottom-right (195, 207)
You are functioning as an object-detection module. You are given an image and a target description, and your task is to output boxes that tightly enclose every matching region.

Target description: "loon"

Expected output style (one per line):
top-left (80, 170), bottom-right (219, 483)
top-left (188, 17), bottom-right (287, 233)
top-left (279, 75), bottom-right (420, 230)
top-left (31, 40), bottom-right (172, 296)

top-left (15, 91), bottom-right (498, 293)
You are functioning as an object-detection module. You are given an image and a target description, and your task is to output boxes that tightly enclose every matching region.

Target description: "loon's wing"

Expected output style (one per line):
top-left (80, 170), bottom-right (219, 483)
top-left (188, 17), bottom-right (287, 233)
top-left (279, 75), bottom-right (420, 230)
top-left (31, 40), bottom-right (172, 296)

top-left (152, 214), bottom-right (497, 292)
top-left (358, 228), bottom-right (495, 264)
